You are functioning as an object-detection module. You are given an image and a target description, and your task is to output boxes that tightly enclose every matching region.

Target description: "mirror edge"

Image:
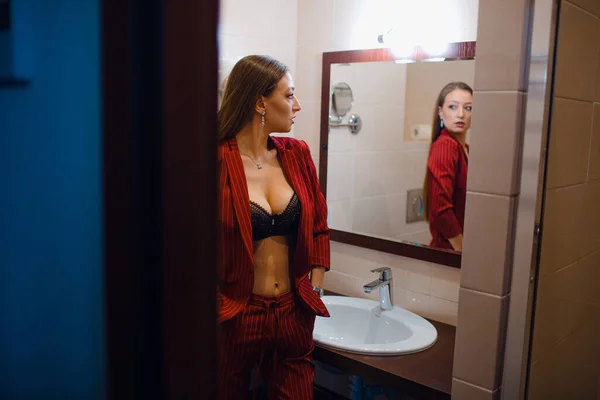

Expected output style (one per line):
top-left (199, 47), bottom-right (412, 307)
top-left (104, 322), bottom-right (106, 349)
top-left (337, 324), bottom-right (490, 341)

top-left (318, 43), bottom-right (476, 269)
top-left (331, 230), bottom-right (461, 268)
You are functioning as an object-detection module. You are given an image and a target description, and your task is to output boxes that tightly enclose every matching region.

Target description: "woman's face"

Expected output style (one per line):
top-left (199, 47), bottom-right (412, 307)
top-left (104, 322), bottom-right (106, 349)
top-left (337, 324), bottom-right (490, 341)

top-left (263, 72), bottom-right (302, 133)
top-left (438, 89), bottom-right (473, 135)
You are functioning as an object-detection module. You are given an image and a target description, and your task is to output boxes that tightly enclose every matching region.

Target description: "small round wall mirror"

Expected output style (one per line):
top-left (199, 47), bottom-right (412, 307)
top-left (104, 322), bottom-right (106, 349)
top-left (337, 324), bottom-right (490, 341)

top-left (331, 82), bottom-right (354, 117)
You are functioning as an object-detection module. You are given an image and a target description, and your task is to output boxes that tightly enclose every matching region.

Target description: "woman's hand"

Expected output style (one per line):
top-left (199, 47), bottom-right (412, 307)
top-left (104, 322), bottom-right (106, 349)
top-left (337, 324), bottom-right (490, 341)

top-left (448, 234), bottom-right (464, 251)
top-left (310, 266), bottom-right (326, 288)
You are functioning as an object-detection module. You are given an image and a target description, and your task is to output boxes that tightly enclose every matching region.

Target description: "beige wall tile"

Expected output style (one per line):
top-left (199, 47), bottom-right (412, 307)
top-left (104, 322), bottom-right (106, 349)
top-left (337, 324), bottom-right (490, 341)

top-left (467, 92), bottom-right (524, 195)
top-left (351, 195), bottom-right (405, 238)
top-left (452, 379), bottom-right (501, 400)
top-left (330, 241), bottom-right (459, 324)
top-left (218, 0), bottom-right (298, 92)
top-left (430, 264), bottom-right (461, 302)
top-left (293, 98), bottom-right (321, 156)
top-left (529, 263), bottom-right (576, 363)
top-left (474, 0), bottom-right (529, 91)
top-left (554, 2), bottom-right (600, 102)
top-left (595, 46), bottom-right (600, 102)
top-left (325, 152), bottom-right (354, 201)
top-left (294, 47), bottom-right (324, 104)
top-left (330, 241), bottom-right (423, 271)
top-left (325, 242), bottom-right (460, 325)
top-left (582, 181), bottom-right (600, 256)
top-left (553, 337), bottom-right (599, 398)
top-left (296, 0), bottom-right (335, 48)
top-left (528, 341), bottom-right (598, 400)
top-left (538, 184), bottom-right (586, 276)
top-left (567, 0), bottom-right (600, 17)
top-left (453, 289), bottom-right (509, 390)
top-left (570, 275), bottom-right (600, 327)
top-left (327, 124), bottom-right (358, 154)
top-left (352, 152), bottom-right (405, 198)
top-left (461, 193), bottom-right (515, 295)
top-left (328, 201), bottom-right (353, 232)
top-left (396, 289), bottom-right (431, 317)
top-left (546, 98), bottom-right (593, 189)
top-left (574, 250), bottom-right (600, 306)
top-left (567, 300), bottom-right (600, 373)
top-left (528, 4), bottom-right (600, 400)
top-left (527, 358), bottom-right (559, 399)
top-left (397, 262), bottom-right (432, 295)
top-left (589, 104), bottom-right (600, 181)
top-left (323, 270), bottom-right (377, 300)
top-left (219, 0), bottom-right (297, 40)
top-left (428, 297), bottom-right (459, 326)
top-left (330, 238), bottom-right (382, 281)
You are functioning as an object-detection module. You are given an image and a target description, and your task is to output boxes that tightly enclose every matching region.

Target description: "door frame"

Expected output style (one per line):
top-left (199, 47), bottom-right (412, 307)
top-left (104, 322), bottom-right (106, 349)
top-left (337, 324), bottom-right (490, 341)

top-left (102, 1), bottom-right (219, 398)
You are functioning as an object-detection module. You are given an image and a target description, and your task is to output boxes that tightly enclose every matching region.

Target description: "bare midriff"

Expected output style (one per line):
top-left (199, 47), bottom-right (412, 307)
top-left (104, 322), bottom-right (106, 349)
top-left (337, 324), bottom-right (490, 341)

top-left (252, 235), bottom-right (294, 297)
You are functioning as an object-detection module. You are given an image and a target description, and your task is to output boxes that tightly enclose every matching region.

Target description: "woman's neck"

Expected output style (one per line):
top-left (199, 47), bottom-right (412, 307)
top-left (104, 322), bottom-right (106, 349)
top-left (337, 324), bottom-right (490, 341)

top-left (236, 123), bottom-right (270, 160)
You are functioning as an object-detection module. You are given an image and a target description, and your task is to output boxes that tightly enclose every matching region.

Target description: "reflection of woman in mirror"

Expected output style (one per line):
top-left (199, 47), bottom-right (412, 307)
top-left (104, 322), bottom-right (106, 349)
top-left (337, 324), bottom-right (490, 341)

top-left (217, 55), bottom-right (330, 399)
top-left (423, 82), bottom-right (473, 251)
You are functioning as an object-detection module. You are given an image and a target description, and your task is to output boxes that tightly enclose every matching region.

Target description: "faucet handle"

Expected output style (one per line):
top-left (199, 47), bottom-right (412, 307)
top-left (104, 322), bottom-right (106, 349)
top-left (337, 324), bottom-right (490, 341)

top-left (370, 267), bottom-right (392, 281)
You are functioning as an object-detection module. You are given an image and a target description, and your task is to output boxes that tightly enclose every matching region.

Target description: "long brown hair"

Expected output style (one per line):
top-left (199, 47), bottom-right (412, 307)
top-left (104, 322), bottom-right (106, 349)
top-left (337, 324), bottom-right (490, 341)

top-left (218, 55), bottom-right (289, 141)
top-left (422, 81), bottom-right (473, 222)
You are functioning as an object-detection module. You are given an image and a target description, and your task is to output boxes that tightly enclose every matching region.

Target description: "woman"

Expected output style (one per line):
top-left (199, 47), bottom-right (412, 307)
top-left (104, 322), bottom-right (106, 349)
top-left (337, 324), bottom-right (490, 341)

top-left (217, 55), bottom-right (330, 399)
top-left (423, 81), bottom-right (473, 251)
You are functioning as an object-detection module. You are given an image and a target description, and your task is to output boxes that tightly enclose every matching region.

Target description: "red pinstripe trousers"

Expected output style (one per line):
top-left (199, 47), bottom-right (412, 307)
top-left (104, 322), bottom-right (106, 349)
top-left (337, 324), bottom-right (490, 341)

top-left (217, 290), bottom-right (316, 399)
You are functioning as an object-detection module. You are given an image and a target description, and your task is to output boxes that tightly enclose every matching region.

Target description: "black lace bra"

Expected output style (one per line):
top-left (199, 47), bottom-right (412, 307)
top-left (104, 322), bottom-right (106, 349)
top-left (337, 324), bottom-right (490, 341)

top-left (250, 193), bottom-right (301, 241)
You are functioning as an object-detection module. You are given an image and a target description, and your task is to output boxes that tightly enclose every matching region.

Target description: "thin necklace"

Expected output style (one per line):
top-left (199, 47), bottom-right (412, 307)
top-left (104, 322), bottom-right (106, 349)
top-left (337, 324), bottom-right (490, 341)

top-left (248, 155), bottom-right (264, 169)
top-left (243, 153), bottom-right (266, 170)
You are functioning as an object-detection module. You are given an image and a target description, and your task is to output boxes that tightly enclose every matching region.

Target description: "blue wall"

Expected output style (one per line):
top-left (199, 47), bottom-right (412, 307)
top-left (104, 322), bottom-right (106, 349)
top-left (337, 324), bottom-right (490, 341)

top-left (0, 1), bottom-right (104, 398)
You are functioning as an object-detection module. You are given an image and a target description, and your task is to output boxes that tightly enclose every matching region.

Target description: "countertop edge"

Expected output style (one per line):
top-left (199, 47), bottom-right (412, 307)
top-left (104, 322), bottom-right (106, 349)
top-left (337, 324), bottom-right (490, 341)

top-left (312, 291), bottom-right (456, 397)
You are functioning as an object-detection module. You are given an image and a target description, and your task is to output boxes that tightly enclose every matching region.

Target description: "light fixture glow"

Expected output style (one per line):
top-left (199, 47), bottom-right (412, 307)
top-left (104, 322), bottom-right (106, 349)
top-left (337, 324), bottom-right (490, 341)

top-left (390, 45), bottom-right (415, 59)
top-left (421, 41), bottom-right (449, 57)
top-left (423, 57), bottom-right (446, 63)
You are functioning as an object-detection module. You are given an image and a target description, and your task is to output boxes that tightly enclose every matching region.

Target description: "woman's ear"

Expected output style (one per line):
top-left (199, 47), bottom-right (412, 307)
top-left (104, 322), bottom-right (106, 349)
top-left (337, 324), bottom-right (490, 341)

top-left (255, 96), bottom-right (266, 115)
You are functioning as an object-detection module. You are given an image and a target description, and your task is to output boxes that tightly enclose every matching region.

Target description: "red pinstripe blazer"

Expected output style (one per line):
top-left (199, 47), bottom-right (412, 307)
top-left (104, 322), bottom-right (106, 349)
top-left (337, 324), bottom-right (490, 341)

top-left (426, 129), bottom-right (468, 250)
top-left (218, 136), bottom-right (330, 323)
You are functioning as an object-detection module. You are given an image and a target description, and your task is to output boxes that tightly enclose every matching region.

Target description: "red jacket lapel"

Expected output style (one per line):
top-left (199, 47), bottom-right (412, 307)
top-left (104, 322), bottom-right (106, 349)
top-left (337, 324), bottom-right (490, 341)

top-left (271, 136), bottom-right (311, 282)
top-left (223, 138), bottom-right (254, 266)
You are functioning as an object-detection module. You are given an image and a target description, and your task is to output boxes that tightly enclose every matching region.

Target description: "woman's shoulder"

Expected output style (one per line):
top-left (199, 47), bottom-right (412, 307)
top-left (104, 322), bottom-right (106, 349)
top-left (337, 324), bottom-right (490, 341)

top-left (428, 136), bottom-right (461, 165)
top-left (432, 134), bottom-right (461, 149)
top-left (217, 139), bottom-right (230, 161)
top-left (270, 135), bottom-right (309, 153)
top-left (430, 136), bottom-right (461, 156)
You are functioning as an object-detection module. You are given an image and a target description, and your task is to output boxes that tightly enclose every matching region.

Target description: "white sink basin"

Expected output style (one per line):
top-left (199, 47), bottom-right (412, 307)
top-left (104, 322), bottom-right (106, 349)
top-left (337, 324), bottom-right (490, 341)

top-left (313, 296), bottom-right (438, 355)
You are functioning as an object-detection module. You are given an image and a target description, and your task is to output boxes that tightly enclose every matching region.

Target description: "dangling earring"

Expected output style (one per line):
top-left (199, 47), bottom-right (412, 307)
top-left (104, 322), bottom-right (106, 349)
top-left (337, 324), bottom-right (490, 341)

top-left (440, 119), bottom-right (444, 128)
top-left (261, 111), bottom-right (266, 127)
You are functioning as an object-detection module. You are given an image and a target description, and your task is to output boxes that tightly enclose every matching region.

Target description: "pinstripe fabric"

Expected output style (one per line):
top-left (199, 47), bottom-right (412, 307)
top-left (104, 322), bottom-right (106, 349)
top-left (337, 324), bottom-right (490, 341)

top-left (217, 136), bottom-right (330, 399)
top-left (217, 136), bottom-right (330, 323)
top-left (217, 291), bottom-right (316, 400)
top-left (426, 129), bottom-right (468, 250)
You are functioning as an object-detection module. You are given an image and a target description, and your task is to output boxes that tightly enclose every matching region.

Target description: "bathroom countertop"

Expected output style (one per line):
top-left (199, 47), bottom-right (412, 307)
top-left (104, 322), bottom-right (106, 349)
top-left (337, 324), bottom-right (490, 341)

top-left (313, 293), bottom-right (455, 399)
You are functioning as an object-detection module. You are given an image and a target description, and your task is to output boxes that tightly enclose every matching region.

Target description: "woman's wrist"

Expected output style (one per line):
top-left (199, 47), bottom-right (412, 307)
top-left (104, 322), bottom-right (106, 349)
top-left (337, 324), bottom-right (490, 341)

top-left (310, 266), bottom-right (326, 288)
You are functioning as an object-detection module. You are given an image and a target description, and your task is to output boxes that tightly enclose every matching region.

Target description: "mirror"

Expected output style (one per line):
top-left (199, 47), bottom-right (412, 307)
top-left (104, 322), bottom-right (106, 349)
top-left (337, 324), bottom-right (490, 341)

top-left (331, 82), bottom-right (354, 117)
top-left (319, 44), bottom-right (476, 267)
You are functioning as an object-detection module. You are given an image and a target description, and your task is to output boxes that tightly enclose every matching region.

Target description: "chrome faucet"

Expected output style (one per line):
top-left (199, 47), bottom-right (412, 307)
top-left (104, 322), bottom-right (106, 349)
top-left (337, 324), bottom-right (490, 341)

top-left (363, 267), bottom-right (393, 310)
